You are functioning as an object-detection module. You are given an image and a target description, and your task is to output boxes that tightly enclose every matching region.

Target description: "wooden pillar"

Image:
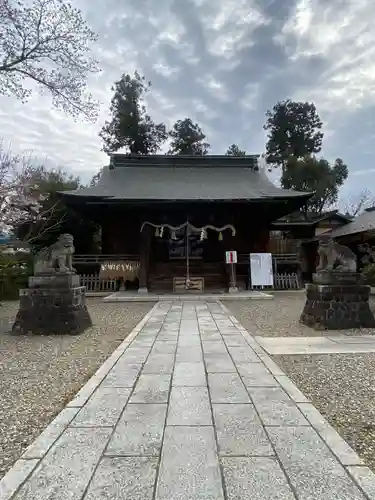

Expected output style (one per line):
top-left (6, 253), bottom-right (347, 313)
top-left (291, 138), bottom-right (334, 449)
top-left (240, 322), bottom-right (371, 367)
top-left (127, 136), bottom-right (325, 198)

top-left (138, 225), bottom-right (152, 293)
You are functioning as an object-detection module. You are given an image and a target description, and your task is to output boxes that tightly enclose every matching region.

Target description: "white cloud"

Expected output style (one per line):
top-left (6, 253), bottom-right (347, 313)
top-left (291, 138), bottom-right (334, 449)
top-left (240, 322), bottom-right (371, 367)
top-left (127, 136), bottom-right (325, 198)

top-left (197, 75), bottom-right (229, 102)
top-left (241, 82), bottom-right (260, 111)
top-left (201, 0), bottom-right (269, 59)
top-left (0, 0), bottom-right (374, 194)
top-left (156, 17), bottom-right (186, 45)
top-left (351, 168), bottom-right (375, 177)
top-left (276, 0), bottom-right (375, 115)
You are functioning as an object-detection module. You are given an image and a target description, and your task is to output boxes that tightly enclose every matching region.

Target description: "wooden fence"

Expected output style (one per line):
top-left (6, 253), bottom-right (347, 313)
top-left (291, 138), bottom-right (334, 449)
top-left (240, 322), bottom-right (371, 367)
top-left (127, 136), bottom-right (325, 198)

top-left (274, 272), bottom-right (301, 289)
top-left (81, 271), bottom-right (301, 293)
top-left (251, 273), bottom-right (301, 291)
top-left (74, 254), bottom-right (139, 265)
top-left (80, 274), bottom-right (117, 292)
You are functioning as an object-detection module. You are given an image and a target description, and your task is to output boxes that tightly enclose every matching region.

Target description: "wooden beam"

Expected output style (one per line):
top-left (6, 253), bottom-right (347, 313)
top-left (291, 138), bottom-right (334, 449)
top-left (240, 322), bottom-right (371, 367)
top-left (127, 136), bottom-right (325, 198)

top-left (138, 225), bottom-right (152, 293)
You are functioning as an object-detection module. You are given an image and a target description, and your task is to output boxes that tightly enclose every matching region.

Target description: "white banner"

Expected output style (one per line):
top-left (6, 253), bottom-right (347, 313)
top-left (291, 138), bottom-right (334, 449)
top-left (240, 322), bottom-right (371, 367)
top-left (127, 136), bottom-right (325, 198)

top-left (250, 253), bottom-right (274, 287)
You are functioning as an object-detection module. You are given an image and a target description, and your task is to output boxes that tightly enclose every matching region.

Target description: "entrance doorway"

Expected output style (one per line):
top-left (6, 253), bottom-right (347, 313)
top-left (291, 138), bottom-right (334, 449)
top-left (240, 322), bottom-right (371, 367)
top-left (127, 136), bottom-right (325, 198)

top-left (168, 227), bottom-right (203, 260)
top-left (141, 221), bottom-right (236, 292)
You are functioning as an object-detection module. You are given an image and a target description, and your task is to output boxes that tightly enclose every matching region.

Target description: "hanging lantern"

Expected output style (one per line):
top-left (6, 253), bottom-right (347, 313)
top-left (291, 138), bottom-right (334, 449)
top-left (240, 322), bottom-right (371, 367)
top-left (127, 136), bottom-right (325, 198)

top-left (171, 230), bottom-right (177, 240)
top-left (160, 226), bottom-right (164, 238)
top-left (200, 229), bottom-right (206, 241)
top-left (155, 227), bottom-right (160, 237)
top-left (218, 231), bottom-right (223, 241)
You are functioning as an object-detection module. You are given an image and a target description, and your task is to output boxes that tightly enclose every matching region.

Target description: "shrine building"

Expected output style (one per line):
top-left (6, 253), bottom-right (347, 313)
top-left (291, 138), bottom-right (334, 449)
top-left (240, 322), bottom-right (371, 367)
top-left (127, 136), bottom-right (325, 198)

top-left (59, 154), bottom-right (311, 293)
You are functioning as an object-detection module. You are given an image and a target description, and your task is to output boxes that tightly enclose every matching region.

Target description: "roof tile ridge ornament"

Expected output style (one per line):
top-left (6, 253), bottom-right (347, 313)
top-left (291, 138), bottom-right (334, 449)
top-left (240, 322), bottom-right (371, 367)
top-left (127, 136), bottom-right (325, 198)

top-left (109, 154), bottom-right (115, 170)
top-left (257, 153), bottom-right (267, 172)
top-left (109, 153), bottom-right (261, 169)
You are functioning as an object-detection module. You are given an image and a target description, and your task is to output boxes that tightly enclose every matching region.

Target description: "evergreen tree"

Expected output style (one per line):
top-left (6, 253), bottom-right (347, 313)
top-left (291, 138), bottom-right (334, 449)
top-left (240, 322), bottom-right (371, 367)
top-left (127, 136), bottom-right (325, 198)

top-left (168, 118), bottom-right (210, 155)
top-left (100, 71), bottom-right (167, 154)
top-left (282, 155), bottom-right (348, 215)
top-left (264, 99), bottom-right (323, 168)
top-left (225, 144), bottom-right (246, 156)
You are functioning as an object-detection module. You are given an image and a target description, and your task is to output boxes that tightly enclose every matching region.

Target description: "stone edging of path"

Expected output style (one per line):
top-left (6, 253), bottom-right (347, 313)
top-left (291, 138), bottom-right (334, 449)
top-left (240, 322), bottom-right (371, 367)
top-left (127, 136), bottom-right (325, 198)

top-left (219, 301), bottom-right (375, 500)
top-left (0, 303), bottom-right (158, 500)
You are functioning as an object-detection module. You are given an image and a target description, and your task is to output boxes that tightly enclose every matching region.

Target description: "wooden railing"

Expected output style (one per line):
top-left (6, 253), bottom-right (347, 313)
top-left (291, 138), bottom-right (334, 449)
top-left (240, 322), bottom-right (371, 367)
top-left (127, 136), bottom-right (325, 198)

top-left (250, 273), bottom-right (301, 290)
top-left (273, 253), bottom-right (300, 264)
top-left (80, 270), bottom-right (302, 292)
top-left (80, 274), bottom-right (117, 292)
top-left (74, 254), bottom-right (139, 265)
top-left (274, 272), bottom-right (301, 289)
top-left (238, 253), bottom-right (300, 265)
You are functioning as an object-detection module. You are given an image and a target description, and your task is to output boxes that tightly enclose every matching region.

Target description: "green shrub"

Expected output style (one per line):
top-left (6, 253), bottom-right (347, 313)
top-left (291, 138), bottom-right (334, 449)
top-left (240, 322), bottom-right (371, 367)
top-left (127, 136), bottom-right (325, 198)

top-left (0, 252), bottom-right (32, 300)
top-left (362, 263), bottom-right (375, 286)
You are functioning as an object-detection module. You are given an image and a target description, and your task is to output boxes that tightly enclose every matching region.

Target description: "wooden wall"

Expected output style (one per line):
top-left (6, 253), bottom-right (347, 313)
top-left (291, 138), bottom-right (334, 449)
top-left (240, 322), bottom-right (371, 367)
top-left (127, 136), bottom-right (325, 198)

top-left (98, 203), bottom-right (289, 259)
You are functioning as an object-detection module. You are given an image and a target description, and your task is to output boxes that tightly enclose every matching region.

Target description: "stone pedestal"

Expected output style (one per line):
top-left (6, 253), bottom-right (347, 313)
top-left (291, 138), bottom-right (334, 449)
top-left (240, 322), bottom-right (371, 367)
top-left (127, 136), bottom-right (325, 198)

top-left (12, 273), bottom-right (92, 335)
top-left (312, 270), bottom-right (362, 286)
top-left (300, 272), bottom-right (375, 330)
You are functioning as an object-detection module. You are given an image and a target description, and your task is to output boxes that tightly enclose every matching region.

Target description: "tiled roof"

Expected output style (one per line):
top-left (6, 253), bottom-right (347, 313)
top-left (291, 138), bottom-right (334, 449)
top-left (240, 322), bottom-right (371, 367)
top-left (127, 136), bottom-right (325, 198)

top-left (60, 154), bottom-right (312, 202)
top-left (323, 207), bottom-right (375, 239)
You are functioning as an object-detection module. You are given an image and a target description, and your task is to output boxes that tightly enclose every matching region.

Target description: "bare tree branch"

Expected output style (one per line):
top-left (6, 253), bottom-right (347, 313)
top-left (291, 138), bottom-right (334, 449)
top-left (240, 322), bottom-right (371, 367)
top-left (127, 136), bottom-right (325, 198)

top-left (19, 201), bottom-right (66, 244)
top-left (341, 189), bottom-right (375, 217)
top-left (0, 0), bottom-right (100, 120)
top-left (0, 141), bottom-right (66, 243)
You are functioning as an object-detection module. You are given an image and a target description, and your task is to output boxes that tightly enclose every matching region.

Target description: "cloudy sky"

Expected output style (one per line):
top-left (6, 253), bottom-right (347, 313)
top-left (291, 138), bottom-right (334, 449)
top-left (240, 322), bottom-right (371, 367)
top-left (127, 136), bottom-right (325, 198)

top-left (0, 0), bottom-right (374, 203)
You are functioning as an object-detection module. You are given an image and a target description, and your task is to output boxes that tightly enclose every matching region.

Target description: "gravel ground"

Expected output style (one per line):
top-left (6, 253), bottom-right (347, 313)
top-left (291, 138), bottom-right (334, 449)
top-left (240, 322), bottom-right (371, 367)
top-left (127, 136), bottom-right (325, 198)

top-left (225, 291), bottom-right (375, 336)
top-left (274, 353), bottom-right (375, 472)
top-left (0, 299), bottom-right (152, 480)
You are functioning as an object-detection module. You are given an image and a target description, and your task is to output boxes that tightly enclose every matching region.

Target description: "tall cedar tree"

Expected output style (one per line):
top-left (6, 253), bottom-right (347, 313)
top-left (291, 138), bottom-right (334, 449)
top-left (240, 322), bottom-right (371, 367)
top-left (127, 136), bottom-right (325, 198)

top-left (168, 118), bottom-right (210, 155)
top-left (225, 144), bottom-right (246, 156)
top-left (100, 71), bottom-right (167, 154)
top-left (0, 0), bottom-right (99, 120)
top-left (282, 156), bottom-right (348, 215)
top-left (264, 99), bottom-right (323, 168)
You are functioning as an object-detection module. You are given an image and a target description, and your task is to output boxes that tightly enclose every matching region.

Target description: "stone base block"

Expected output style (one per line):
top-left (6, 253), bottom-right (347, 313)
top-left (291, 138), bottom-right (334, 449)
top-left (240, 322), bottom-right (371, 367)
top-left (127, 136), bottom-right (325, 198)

top-left (300, 283), bottom-right (375, 330)
top-left (29, 273), bottom-right (80, 288)
top-left (173, 277), bottom-right (204, 293)
top-left (313, 270), bottom-right (362, 285)
top-left (12, 286), bottom-right (92, 335)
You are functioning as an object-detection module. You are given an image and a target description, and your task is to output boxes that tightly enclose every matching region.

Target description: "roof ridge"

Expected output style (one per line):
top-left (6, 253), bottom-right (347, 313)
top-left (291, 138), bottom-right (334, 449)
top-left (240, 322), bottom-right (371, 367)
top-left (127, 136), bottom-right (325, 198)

top-left (109, 154), bottom-right (260, 169)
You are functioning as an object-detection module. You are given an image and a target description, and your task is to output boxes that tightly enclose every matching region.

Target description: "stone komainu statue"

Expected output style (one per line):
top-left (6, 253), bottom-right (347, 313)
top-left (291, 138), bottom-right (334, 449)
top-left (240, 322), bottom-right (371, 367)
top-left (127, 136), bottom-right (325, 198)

top-left (316, 237), bottom-right (357, 273)
top-left (34, 234), bottom-right (76, 274)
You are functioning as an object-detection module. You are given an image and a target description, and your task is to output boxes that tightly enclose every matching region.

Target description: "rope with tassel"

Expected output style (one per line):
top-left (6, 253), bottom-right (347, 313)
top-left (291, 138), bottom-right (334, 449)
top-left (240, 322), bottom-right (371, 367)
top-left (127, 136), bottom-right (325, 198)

top-left (140, 221), bottom-right (236, 238)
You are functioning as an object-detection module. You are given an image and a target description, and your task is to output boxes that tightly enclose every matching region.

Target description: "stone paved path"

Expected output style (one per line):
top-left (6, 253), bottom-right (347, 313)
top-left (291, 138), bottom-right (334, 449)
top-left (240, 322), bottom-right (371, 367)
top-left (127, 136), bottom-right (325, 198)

top-left (2, 301), bottom-right (375, 500)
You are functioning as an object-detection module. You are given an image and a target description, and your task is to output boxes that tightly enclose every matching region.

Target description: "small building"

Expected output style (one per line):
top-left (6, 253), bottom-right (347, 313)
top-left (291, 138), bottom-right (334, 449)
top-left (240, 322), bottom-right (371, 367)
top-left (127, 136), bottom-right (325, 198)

top-left (269, 211), bottom-right (352, 280)
top-left (322, 207), bottom-right (375, 243)
top-left (59, 154), bottom-right (311, 293)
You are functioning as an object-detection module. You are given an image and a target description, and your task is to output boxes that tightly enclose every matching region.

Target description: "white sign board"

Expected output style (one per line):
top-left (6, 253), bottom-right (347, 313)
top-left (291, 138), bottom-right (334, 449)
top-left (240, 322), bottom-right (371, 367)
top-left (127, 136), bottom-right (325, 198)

top-left (250, 253), bottom-right (274, 287)
top-left (225, 250), bottom-right (237, 264)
